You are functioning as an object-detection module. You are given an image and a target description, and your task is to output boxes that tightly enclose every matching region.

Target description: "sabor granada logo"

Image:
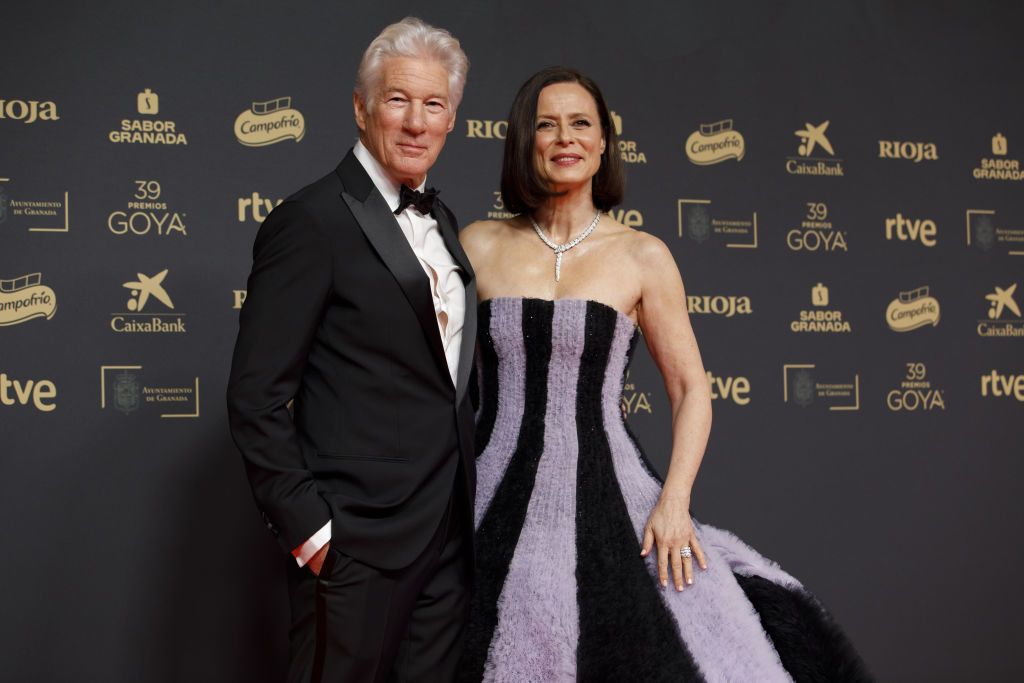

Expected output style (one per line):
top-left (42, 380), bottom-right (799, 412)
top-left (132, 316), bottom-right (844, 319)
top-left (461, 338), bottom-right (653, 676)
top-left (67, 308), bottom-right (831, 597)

top-left (235, 97), bottom-right (306, 146)
top-left (886, 286), bottom-right (940, 332)
top-left (0, 273), bottom-right (56, 326)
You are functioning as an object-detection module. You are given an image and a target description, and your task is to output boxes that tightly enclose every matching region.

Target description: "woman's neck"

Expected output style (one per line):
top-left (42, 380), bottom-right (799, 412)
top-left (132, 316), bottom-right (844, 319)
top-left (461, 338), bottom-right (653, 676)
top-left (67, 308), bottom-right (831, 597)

top-left (533, 186), bottom-right (600, 244)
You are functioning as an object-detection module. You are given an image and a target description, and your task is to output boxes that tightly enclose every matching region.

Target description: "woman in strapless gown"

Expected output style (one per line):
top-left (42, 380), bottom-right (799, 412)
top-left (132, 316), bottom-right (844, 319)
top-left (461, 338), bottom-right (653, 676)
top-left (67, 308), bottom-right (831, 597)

top-left (456, 67), bottom-right (872, 682)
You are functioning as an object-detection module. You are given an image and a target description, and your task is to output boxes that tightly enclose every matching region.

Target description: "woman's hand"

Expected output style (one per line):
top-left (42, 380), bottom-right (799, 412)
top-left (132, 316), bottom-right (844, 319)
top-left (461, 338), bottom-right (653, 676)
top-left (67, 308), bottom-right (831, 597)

top-left (641, 494), bottom-right (708, 591)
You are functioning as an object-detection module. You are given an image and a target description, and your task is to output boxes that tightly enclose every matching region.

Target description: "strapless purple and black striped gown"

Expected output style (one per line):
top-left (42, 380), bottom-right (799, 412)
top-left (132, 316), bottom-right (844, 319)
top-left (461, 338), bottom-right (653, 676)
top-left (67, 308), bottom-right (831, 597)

top-left (459, 297), bottom-right (871, 683)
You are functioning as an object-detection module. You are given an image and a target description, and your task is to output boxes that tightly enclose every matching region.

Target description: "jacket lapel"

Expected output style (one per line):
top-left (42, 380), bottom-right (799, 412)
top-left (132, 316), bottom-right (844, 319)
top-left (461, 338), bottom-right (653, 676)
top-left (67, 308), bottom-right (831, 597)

top-left (434, 203), bottom-right (478, 403)
top-left (336, 152), bottom-right (450, 383)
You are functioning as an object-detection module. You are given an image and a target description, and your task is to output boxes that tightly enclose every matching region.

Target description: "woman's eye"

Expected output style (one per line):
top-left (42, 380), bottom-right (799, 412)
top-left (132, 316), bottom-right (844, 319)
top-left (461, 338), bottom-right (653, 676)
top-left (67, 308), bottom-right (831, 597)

top-left (537, 121), bottom-right (554, 129)
top-left (574, 119), bottom-right (591, 127)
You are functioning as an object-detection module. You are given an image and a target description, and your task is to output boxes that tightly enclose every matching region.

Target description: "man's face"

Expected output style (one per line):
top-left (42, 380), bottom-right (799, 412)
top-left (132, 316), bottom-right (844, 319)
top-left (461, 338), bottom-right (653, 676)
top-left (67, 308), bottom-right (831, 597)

top-left (354, 57), bottom-right (456, 188)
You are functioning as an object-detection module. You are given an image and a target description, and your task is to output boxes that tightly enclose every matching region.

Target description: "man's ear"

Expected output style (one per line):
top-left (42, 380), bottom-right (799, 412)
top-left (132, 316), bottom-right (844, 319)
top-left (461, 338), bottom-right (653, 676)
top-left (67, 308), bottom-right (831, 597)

top-left (446, 110), bottom-right (457, 134)
top-left (353, 91), bottom-right (367, 132)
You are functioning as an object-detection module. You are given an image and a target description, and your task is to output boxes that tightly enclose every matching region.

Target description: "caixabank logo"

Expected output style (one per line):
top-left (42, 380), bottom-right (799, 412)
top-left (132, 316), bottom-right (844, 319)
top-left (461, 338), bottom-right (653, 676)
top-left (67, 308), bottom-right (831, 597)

top-left (886, 286), bottom-right (940, 332)
top-left (235, 97), bottom-right (306, 146)
top-left (0, 273), bottom-right (56, 326)
top-left (965, 209), bottom-right (1024, 256)
top-left (686, 119), bottom-right (744, 165)
top-left (1, 372), bottom-right (56, 412)
top-left (110, 269), bottom-right (186, 333)
top-left (783, 363), bottom-right (860, 411)
top-left (100, 364), bottom-right (199, 418)
top-left (0, 176), bottom-right (70, 233)
top-left (787, 202), bottom-right (848, 253)
top-left (678, 199), bottom-right (757, 249)
top-left (886, 362), bottom-right (945, 412)
top-left (978, 284), bottom-right (1024, 338)
top-left (785, 121), bottom-right (843, 177)
top-left (0, 98), bottom-right (59, 124)
top-left (107, 180), bottom-right (186, 238)
top-left (108, 88), bottom-right (188, 145)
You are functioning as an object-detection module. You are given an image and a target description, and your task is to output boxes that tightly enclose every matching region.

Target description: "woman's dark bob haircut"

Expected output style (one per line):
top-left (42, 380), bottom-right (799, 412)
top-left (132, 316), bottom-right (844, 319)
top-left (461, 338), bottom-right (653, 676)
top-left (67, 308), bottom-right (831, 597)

top-left (500, 66), bottom-right (625, 215)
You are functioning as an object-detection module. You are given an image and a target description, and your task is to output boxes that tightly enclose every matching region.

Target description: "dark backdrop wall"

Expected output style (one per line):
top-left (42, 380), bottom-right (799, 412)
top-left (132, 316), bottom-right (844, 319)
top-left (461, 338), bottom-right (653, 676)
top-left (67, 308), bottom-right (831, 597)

top-left (2, 1), bottom-right (1022, 681)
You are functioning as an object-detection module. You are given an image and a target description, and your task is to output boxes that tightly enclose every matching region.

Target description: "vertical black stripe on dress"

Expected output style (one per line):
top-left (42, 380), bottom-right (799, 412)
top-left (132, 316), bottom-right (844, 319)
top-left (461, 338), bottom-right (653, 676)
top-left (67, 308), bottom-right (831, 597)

top-left (459, 299), bottom-right (554, 682)
top-left (474, 302), bottom-right (498, 458)
top-left (575, 303), bottom-right (705, 682)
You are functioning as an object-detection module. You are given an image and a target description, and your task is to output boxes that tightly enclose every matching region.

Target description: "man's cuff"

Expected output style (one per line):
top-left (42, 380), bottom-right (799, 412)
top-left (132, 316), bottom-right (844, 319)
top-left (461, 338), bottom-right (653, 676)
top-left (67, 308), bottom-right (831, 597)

top-left (291, 520), bottom-right (331, 567)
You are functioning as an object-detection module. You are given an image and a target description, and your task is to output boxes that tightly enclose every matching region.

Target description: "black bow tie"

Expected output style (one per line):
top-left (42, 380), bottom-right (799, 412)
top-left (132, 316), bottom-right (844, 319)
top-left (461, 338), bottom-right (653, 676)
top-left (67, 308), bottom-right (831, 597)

top-left (394, 185), bottom-right (440, 216)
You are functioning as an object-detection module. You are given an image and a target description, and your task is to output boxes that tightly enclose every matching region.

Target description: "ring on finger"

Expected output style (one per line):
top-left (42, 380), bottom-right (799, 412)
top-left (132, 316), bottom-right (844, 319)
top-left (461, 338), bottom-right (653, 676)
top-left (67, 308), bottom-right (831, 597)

top-left (679, 546), bottom-right (693, 559)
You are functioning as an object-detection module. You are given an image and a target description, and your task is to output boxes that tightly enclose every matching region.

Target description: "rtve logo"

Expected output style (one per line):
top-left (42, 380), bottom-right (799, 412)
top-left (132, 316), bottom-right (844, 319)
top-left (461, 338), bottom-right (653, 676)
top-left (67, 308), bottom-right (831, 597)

top-left (980, 370), bottom-right (1024, 401)
top-left (237, 192), bottom-right (282, 223)
top-left (706, 371), bottom-right (750, 405)
top-left (885, 213), bottom-right (936, 247)
top-left (0, 373), bottom-right (56, 411)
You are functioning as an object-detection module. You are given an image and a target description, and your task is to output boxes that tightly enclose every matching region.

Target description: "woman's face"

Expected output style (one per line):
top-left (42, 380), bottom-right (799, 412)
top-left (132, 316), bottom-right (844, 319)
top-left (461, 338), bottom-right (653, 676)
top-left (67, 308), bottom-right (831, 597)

top-left (533, 82), bottom-right (606, 194)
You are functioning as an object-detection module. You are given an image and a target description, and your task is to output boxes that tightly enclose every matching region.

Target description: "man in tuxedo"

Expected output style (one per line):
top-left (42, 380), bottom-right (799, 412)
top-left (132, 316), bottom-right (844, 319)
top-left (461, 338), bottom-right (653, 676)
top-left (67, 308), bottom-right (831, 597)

top-left (227, 17), bottom-right (475, 683)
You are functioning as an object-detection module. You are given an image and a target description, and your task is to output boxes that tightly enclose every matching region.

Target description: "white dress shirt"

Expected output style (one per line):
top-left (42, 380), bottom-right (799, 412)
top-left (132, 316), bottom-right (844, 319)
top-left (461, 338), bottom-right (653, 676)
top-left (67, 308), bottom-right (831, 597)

top-left (292, 142), bottom-right (466, 567)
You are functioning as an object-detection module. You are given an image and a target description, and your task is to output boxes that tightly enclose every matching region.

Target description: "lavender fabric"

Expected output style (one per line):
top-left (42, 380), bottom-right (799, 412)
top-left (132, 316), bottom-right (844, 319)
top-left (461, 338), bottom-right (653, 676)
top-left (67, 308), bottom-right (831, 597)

top-left (470, 297), bottom-right (806, 682)
top-left (482, 300), bottom-right (587, 682)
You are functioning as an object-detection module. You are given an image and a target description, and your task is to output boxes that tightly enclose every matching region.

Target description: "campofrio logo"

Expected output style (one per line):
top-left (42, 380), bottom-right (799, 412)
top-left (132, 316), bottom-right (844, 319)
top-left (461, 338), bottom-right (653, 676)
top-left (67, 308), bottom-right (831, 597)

top-left (686, 119), bottom-right (744, 165)
top-left (0, 273), bottom-right (56, 326)
top-left (235, 97), bottom-right (305, 147)
top-left (886, 286), bottom-right (940, 332)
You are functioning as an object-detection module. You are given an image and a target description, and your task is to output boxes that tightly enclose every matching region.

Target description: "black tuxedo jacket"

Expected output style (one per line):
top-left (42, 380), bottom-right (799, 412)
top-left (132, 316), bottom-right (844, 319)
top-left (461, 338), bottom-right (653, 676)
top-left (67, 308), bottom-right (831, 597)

top-left (227, 150), bottom-right (477, 570)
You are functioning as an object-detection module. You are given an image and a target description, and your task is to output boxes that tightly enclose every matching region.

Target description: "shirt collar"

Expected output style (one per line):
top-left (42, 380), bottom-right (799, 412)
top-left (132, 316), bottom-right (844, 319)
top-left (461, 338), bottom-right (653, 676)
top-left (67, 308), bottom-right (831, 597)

top-left (353, 140), bottom-right (426, 213)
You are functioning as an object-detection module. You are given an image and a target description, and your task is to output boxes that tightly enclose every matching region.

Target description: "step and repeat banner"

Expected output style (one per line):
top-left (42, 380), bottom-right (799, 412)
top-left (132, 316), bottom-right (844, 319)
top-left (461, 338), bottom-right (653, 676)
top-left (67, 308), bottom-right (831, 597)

top-left (2, 2), bottom-right (1022, 681)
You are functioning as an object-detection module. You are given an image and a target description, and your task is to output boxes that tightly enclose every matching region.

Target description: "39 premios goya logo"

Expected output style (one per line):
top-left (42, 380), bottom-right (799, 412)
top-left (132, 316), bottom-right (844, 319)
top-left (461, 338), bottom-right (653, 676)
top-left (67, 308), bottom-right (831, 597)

top-left (785, 121), bottom-right (843, 177)
top-left (0, 273), bottom-right (56, 326)
top-left (886, 362), bottom-right (945, 412)
top-left (790, 283), bottom-right (851, 333)
top-left (110, 269), bottom-right (185, 333)
top-left (965, 209), bottom-right (1024, 256)
top-left (686, 119), bottom-right (744, 165)
top-left (783, 363), bottom-right (860, 411)
top-left (100, 364), bottom-right (200, 418)
top-left (886, 286), bottom-right (940, 332)
top-left (978, 283), bottom-right (1024, 338)
top-left (787, 202), bottom-right (847, 253)
top-left (108, 180), bottom-right (186, 237)
top-left (235, 97), bottom-right (305, 146)
top-left (621, 369), bottom-right (653, 417)
top-left (108, 89), bottom-right (188, 145)
top-left (0, 176), bottom-right (70, 233)
top-left (678, 199), bottom-right (757, 249)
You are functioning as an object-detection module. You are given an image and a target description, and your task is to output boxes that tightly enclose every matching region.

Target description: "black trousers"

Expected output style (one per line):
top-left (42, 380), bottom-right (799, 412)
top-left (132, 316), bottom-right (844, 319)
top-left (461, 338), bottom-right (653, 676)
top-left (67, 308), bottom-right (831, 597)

top-left (285, 491), bottom-right (472, 683)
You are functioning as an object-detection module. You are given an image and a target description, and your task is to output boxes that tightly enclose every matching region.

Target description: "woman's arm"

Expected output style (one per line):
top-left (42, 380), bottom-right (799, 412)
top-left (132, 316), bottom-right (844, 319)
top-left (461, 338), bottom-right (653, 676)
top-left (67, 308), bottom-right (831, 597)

top-left (632, 233), bottom-right (712, 591)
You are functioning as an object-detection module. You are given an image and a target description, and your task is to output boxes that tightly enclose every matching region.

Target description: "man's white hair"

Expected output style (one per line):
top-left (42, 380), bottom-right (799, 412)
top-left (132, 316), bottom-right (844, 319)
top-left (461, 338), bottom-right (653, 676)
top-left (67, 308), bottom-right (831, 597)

top-left (356, 17), bottom-right (469, 111)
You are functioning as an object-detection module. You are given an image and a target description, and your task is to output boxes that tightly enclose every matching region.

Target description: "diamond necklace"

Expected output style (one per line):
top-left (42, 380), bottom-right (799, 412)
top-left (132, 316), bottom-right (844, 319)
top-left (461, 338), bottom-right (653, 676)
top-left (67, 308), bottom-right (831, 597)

top-left (529, 211), bottom-right (601, 282)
